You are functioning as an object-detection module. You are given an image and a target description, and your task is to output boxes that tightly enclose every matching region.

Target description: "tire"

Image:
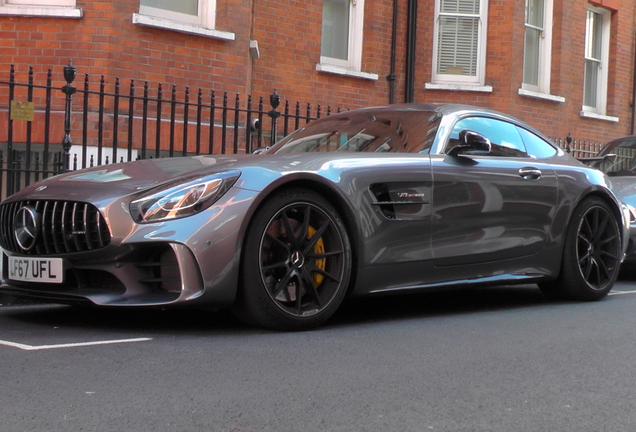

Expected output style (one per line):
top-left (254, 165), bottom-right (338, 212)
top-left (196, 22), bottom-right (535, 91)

top-left (232, 188), bottom-right (352, 331)
top-left (539, 196), bottom-right (622, 301)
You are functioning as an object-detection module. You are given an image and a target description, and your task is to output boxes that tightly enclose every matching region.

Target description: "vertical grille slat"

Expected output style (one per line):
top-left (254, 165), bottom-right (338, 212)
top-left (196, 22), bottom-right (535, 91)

top-left (82, 203), bottom-right (90, 251)
top-left (94, 206), bottom-right (105, 249)
top-left (71, 202), bottom-right (81, 252)
top-left (0, 200), bottom-right (111, 255)
top-left (61, 202), bottom-right (71, 253)
top-left (41, 201), bottom-right (53, 255)
top-left (52, 201), bottom-right (62, 254)
top-left (35, 201), bottom-right (46, 255)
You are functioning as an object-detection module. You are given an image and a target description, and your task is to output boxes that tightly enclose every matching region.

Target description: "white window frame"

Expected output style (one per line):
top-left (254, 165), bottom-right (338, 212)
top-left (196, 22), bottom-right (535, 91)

top-left (138, 0), bottom-right (214, 28)
top-left (581, 4), bottom-right (611, 116)
top-left (521, 0), bottom-right (553, 94)
top-left (0, 0), bottom-right (81, 17)
top-left (431, 0), bottom-right (488, 86)
top-left (133, 0), bottom-right (234, 41)
top-left (319, 0), bottom-right (365, 73)
top-left (4, 0), bottom-right (74, 5)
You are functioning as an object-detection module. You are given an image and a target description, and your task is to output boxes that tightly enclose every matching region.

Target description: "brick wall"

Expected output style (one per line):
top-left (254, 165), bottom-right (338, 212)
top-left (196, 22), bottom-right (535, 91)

top-left (1, 0), bottom-right (252, 94)
top-left (1, 0), bottom-right (635, 144)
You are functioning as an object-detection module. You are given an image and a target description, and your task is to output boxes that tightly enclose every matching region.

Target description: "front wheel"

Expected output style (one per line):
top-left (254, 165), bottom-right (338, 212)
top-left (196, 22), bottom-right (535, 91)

top-left (232, 188), bottom-right (352, 331)
top-left (539, 197), bottom-right (622, 300)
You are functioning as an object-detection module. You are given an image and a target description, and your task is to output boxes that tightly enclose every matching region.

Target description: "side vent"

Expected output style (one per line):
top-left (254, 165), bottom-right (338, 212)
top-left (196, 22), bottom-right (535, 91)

top-left (369, 182), bottom-right (431, 221)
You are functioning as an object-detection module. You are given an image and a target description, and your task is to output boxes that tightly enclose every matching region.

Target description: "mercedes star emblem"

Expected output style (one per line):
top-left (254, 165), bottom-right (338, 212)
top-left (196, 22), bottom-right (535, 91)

top-left (14, 205), bottom-right (40, 251)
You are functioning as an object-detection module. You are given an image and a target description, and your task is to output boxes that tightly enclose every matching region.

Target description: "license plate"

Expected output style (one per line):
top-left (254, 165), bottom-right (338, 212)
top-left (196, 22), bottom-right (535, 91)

top-left (8, 256), bottom-right (64, 284)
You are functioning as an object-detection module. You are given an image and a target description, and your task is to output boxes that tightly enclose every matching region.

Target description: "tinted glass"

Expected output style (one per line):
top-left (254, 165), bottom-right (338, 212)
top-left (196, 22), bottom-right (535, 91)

top-left (595, 137), bottom-right (636, 175)
top-left (517, 127), bottom-right (557, 158)
top-left (448, 117), bottom-right (527, 157)
top-left (271, 110), bottom-right (439, 154)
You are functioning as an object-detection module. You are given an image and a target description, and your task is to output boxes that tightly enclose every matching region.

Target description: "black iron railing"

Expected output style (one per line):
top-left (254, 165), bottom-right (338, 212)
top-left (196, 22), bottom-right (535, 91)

top-left (0, 61), bottom-right (606, 201)
top-left (0, 61), bottom-right (342, 200)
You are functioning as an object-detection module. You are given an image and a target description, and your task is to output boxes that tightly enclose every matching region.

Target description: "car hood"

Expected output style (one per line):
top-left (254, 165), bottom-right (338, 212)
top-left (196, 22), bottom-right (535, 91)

top-left (3, 155), bottom-right (251, 204)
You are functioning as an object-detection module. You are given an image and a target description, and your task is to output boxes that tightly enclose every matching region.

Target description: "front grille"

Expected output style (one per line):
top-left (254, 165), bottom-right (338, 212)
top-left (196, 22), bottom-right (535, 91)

top-left (0, 200), bottom-right (111, 255)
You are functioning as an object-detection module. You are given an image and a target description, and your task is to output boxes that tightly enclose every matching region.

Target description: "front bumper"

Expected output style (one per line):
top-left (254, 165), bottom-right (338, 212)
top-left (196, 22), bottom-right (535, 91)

top-left (1, 242), bottom-right (204, 306)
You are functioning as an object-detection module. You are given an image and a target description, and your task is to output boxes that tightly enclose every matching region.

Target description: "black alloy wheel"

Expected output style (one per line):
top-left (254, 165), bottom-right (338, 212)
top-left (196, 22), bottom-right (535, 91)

top-left (575, 203), bottom-right (621, 290)
top-left (539, 197), bottom-right (622, 300)
top-left (233, 188), bottom-right (351, 331)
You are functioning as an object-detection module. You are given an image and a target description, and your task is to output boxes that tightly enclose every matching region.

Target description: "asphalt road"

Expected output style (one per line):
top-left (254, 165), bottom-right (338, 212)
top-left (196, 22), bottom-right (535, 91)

top-left (2, 274), bottom-right (636, 432)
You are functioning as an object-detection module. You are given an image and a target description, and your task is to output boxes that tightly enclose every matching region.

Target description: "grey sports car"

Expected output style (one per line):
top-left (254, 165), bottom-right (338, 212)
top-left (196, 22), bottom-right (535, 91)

top-left (0, 104), bottom-right (630, 330)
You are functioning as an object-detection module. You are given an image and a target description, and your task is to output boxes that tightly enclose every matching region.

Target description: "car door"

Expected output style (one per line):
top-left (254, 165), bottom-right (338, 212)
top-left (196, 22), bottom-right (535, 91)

top-left (430, 116), bottom-right (558, 266)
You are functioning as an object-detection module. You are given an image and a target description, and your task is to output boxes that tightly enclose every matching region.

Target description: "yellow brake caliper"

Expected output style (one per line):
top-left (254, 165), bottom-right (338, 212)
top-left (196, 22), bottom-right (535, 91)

top-left (307, 226), bottom-right (326, 286)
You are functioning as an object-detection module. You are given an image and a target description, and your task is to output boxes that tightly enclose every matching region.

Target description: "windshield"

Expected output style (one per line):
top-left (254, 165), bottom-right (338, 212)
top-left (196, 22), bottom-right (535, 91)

top-left (269, 109), bottom-right (439, 154)
top-left (595, 137), bottom-right (636, 176)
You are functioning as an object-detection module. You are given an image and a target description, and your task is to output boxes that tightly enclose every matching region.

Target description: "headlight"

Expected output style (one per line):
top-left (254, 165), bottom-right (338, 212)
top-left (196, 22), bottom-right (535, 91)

top-left (130, 170), bottom-right (240, 223)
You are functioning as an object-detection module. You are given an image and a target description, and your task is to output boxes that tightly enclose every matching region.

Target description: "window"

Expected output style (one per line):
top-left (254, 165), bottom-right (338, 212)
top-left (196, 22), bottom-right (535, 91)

top-left (133, 0), bottom-right (234, 40)
top-left (0, 0), bottom-right (81, 17)
top-left (4, 0), bottom-right (74, 4)
top-left (522, 0), bottom-right (553, 94)
top-left (318, 0), bottom-right (376, 79)
top-left (583, 5), bottom-right (610, 115)
top-left (138, 0), bottom-right (212, 27)
top-left (447, 117), bottom-right (528, 157)
top-left (432, 0), bottom-right (488, 85)
top-left (516, 127), bottom-right (557, 159)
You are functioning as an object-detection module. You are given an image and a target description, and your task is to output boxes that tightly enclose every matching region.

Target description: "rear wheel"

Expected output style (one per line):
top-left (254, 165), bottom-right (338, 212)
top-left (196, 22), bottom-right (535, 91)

top-left (232, 188), bottom-right (351, 331)
top-left (539, 197), bottom-right (622, 300)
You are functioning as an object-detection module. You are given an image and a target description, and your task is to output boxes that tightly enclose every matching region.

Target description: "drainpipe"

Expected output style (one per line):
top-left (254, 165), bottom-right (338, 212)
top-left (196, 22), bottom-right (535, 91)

top-left (632, 34), bottom-right (636, 134)
top-left (405, 0), bottom-right (417, 103)
top-left (387, 0), bottom-right (398, 104)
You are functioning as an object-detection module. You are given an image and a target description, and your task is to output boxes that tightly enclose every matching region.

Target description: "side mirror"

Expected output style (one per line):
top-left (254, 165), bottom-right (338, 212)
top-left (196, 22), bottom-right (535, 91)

top-left (447, 130), bottom-right (492, 156)
top-left (251, 146), bottom-right (270, 155)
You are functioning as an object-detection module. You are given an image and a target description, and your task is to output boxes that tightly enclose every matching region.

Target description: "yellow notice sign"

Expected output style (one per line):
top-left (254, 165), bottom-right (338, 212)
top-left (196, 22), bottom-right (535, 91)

top-left (10, 100), bottom-right (35, 122)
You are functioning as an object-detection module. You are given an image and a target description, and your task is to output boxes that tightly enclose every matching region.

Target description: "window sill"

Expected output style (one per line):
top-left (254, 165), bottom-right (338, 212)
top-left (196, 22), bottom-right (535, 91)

top-left (132, 14), bottom-right (235, 41)
top-left (425, 83), bottom-right (493, 93)
top-left (0, 6), bottom-right (82, 17)
top-left (518, 88), bottom-right (565, 103)
top-left (579, 110), bottom-right (619, 123)
top-left (316, 64), bottom-right (379, 81)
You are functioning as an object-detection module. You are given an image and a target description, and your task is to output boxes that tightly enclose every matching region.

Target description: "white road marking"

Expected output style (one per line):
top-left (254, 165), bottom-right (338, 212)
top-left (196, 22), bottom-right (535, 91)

top-left (0, 337), bottom-right (152, 351)
top-left (609, 290), bottom-right (636, 296)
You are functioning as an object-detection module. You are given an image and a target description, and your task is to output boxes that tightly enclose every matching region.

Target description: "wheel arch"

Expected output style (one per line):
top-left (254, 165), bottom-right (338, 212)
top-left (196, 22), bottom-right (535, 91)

top-left (237, 177), bottom-right (362, 295)
top-left (582, 190), bottom-right (625, 226)
top-left (579, 189), bottom-right (630, 255)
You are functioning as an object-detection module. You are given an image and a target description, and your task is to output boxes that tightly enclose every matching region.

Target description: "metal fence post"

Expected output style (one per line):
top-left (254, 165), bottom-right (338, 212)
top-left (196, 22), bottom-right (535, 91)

top-left (268, 89), bottom-right (281, 147)
top-left (61, 60), bottom-right (77, 171)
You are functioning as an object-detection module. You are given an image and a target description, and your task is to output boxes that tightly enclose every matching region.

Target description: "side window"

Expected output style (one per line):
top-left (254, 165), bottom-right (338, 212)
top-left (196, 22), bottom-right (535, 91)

top-left (448, 117), bottom-right (528, 157)
top-left (516, 127), bottom-right (557, 159)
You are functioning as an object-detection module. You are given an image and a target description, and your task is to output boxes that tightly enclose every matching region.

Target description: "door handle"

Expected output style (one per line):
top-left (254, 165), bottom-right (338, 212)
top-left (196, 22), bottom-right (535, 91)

top-left (519, 167), bottom-right (542, 180)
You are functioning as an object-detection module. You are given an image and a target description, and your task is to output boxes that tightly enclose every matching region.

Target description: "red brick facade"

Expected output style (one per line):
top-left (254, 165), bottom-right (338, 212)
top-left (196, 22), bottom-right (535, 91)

top-left (1, 0), bottom-right (635, 144)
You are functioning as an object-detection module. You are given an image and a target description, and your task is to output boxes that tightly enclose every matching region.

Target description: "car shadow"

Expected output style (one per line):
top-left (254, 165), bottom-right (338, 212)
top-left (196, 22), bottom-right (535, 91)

top-left (618, 262), bottom-right (636, 281)
top-left (326, 284), bottom-right (551, 328)
top-left (0, 284), bottom-right (558, 335)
